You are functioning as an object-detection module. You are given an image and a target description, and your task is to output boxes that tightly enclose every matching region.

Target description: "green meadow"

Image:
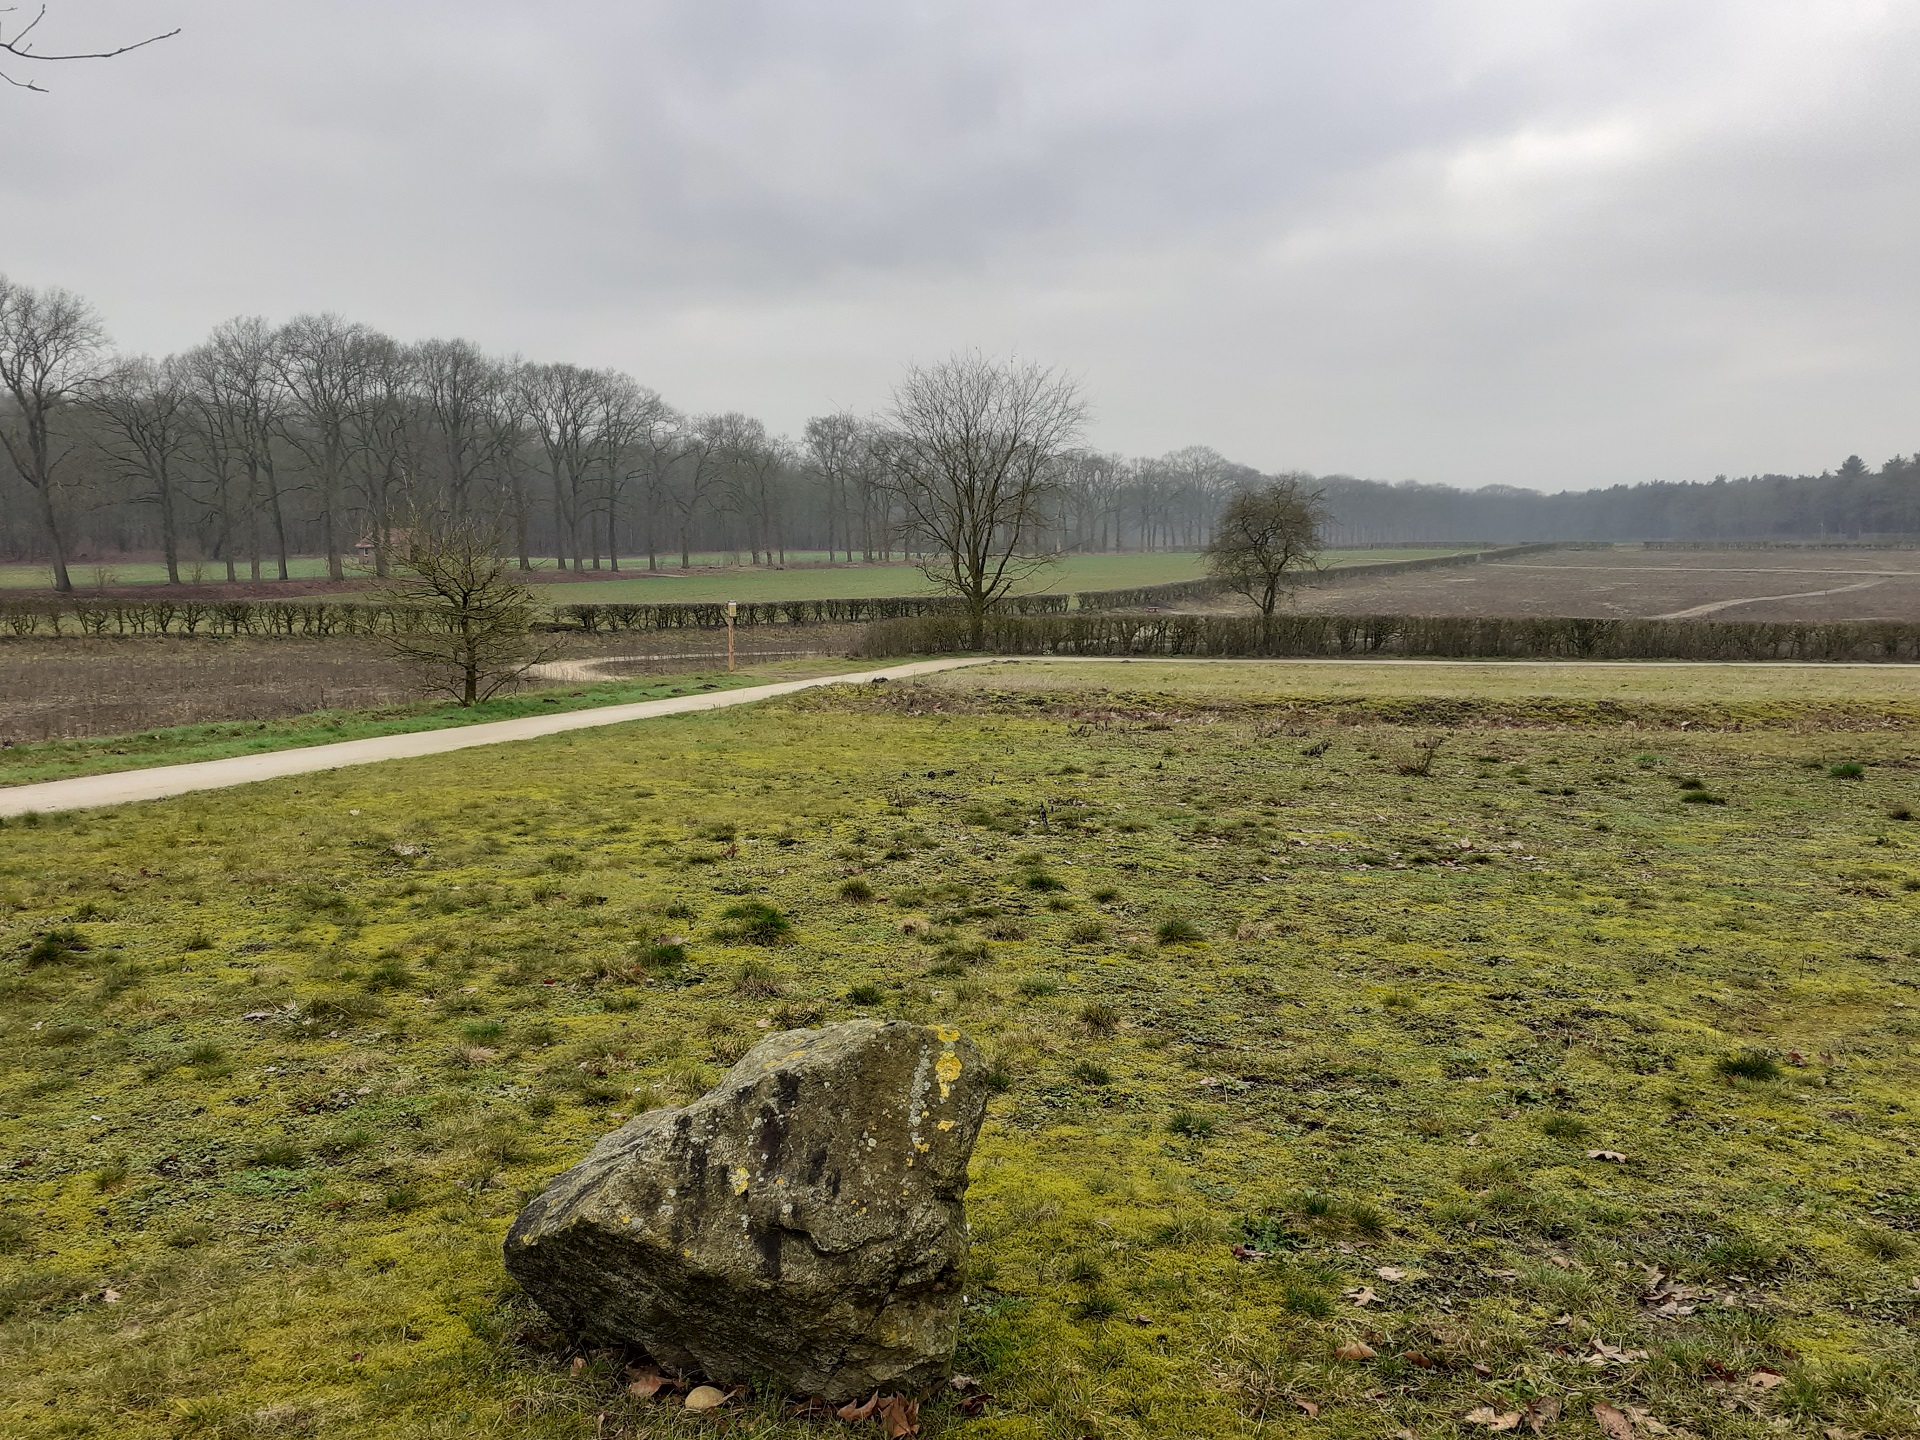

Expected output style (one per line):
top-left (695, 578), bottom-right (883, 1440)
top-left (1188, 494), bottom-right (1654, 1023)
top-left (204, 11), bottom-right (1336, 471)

top-left (2, 660), bottom-right (1917, 1438)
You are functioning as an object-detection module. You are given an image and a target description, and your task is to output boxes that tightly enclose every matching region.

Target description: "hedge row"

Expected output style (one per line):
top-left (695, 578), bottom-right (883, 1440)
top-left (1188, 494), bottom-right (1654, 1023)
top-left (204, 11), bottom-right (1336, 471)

top-left (0, 598), bottom-right (426, 637)
top-left (552, 592), bottom-right (1071, 633)
top-left (853, 611), bottom-right (1920, 663)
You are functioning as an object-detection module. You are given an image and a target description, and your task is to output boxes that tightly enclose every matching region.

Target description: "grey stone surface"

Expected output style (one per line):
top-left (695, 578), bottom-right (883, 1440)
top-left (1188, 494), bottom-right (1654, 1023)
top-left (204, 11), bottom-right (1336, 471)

top-left (504, 1018), bottom-right (987, 1400)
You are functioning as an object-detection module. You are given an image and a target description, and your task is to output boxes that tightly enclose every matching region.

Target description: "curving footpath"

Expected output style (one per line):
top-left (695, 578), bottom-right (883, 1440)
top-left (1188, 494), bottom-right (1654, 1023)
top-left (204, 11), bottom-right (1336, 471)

top-left (0, 658), bottom-right (993, 819)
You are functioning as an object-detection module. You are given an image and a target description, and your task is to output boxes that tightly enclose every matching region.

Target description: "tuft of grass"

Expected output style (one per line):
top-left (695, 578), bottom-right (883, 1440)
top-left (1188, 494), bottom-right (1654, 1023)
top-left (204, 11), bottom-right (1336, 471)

top-left (1715, 1048), bottom-right (1784, 1083)
top-left (1066, 919), bottom-right (1108, 944)
top-left (1167, 1107), bottom-right (1218, 1139)
top-left (731, 958), bottom-right (784, 997)
top-left (1078, 1000), bottom-right (1120, 1035)
top-left (846, 982), bottom-right (884, 1005)
top-left (24, 927), bottom-right (89, 969)
top-left (1017, 975), bottom-right (1059, 999)
top-left (1830, 761), bottom-right (1866, 779)
top-left (1156, 917), bottom-right (1202, 944)
top-left (1069, 1059), bottom-right (1112, 1086)
top-left (837, 877), bottom-right (875, 902)
top-left (1539, 1112), bottom-right (1591, 1141)
top-left (715, 901), bottom-right (792, 945)
top-left (245, 1140), bottom-right (305, 1169)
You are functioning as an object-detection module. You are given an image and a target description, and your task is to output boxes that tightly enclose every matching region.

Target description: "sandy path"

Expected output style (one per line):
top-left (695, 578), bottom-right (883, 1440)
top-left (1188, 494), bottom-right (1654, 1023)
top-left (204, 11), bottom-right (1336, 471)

top-left (525, 652), bottom-right (828, 684)
top-left (1654, 578), bottom-right (1886, 620)
top-left (0, 658), bottom-right (991, 818)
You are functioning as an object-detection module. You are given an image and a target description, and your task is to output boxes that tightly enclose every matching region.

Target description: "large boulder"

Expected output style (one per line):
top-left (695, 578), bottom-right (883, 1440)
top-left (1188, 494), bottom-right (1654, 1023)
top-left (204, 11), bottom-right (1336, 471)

top-left (504, 1018), bottom-right (987, 1401)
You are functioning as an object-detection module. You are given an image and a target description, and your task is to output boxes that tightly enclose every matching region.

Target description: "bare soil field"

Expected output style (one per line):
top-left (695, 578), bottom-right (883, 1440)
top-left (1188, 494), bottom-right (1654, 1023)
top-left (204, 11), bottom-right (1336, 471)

top-left (0, 627), bottom-right (861, 743)
top-left (1269, 546), bottom-right (1920, 622)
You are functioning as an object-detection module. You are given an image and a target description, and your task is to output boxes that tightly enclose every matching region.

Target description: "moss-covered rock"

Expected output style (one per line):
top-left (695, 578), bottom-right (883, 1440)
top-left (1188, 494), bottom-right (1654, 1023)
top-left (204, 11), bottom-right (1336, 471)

top-left (504, 1019), bottom-right (985, 1400)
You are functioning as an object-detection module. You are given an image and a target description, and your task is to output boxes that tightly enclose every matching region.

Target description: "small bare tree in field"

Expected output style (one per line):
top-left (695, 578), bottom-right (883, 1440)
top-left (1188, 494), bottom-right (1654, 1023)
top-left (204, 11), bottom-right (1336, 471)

top-left (371, 515), bottom-right (556, 706)
top-left (878, 352), bottom-right (1086, 648)
top-left (1203, 475), bottom-right (1329, 631)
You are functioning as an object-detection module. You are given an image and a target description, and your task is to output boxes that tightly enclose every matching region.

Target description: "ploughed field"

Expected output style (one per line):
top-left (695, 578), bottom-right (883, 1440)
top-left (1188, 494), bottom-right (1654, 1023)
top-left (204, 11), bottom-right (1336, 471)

top-left (2, 660), bottom-right (1918, 1439)
top-left (1278, 548), bottom-right (1920, 623)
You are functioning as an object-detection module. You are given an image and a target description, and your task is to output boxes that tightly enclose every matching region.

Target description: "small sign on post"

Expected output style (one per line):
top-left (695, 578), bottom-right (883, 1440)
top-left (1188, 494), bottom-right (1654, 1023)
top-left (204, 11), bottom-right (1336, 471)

top-left (725, 601), bottom-right (737, 672)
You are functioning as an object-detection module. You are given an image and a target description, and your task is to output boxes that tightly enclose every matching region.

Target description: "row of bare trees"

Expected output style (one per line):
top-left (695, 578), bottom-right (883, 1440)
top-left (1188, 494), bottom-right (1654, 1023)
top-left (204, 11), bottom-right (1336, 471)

top-left (0, 277), bottom-right (1260, 591)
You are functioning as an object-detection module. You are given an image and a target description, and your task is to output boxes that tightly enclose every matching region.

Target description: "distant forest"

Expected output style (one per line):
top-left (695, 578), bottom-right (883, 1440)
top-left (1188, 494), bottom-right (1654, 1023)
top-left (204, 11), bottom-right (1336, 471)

top-left (3, 280), bottom-right (1915, 586)
top-left (1316, 455), bottom-right (1920, 546)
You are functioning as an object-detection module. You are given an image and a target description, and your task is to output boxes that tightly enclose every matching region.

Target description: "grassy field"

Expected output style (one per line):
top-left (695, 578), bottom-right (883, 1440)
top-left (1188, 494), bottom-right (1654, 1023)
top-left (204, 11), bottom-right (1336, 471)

top-left (0, 657), bottom-right (861, 788)
top-left (3, 660), bottom-right (1917, 1439)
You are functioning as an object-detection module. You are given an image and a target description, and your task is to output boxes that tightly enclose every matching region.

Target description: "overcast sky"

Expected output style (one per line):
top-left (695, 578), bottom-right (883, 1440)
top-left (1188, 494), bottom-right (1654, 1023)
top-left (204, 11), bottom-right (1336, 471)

top-left (8, 1), bottom-right (1918, 489)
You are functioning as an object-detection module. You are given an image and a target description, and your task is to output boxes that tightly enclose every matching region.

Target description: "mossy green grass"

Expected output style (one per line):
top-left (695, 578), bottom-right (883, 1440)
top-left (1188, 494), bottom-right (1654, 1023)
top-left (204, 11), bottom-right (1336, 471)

top-left (2, 660), bottom-right (1916, 1437)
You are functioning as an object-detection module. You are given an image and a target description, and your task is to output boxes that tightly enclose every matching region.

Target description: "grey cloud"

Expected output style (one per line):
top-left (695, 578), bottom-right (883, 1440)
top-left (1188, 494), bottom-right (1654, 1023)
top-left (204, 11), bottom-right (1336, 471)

top-left (5, 0), bottom-right (1917, 486)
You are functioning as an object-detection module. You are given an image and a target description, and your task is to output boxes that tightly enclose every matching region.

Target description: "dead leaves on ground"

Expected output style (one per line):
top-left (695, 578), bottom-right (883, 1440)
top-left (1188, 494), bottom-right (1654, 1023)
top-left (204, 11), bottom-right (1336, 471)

top-left (828, 1393), bottom-right (922, 1436)
top-left (1465, 1397), bottom-right (1561, 1433)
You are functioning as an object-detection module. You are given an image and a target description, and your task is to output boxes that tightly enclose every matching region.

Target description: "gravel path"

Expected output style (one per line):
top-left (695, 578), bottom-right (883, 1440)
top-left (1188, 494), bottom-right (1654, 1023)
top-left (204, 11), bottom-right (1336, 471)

top-left (0, 658), bottom-right (990, 818)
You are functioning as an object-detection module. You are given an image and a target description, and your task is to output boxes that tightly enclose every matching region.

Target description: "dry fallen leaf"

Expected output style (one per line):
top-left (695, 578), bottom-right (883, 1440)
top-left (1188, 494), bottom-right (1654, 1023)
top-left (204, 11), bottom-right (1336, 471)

top-left (569, 1357), bottom-right (587, 1379)
top-left (1403, 1351), bottom-right (1436, 1368)
top-left (837, 1394), bottom-right (880, 1422)
top-left (1296, 1399), bottom-right (1321, 1418)
top-left (1377, 1266), bottom-right (1408, 1281)
top-left (1747, 1369), bottom-right (1786, 1391)
top-left (1334, 1341), bottom-right (1378, 1361)
top-left (1593, 1402), bottom-right (1635, 1440)
top-left (1586, 1338), bottom-right (1651, 1366)
top-left (1623, 1405), bottom-right (1669, 1435)
top-left (1523, 1397), bottom-right (1563, 1433)
top-left (1345, 1286), bottom-right (1380, 1306)
top-left (102, 1288), bottom-right (121, 1304)
top-left (876, 1393), bottom-right (920, 1438)
top-left (1587, 1150), bottom-right (1629, 1163)
top-left (948, 1374), bottom-right (980, 1394)
top-left (1465, 1406), bottom-right (1522, 1430)
top-left (684, 1385), bottom-right (729, 1413)
top-left (626, 1370), bottom-right (664, 1400)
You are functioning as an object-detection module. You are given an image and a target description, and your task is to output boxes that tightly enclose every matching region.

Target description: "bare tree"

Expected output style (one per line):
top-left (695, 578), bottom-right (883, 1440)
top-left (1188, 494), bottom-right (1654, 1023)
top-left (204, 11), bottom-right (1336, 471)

top-left (0, 274), bottom-right (110, 591)
top-left (804, 412), bottom-right (868, 562)
top-left (518, 362), bottom-right (597, 570)
top-left (877, 352), bottom-right (1086, 647)
top-left (276, 313), bottom-right (379, 581)
top-left (370, 513), bottom-right (556, 706)
top-left (195, 317), bottom-right (294, 580)
top-left (1202, 474), bottom-right (1329, 628)
top-left (415, 338), bottom-right (503, 519)
top-left (91, 355), bottom-right (196, 584)
top-left (593, 370), bottom-right (669, 572)
top-left (1, 6), bottom-right (178, 93)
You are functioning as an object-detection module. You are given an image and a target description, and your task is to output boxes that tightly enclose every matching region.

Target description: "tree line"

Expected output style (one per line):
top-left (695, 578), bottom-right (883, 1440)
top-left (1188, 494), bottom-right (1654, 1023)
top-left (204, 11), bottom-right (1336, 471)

top-left (5, 276), bottom-right (1913, 592)
top-left (1316, 458), bottom-right (1920, 545)
top-left (0, 277), bottom-right (1257, 591)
